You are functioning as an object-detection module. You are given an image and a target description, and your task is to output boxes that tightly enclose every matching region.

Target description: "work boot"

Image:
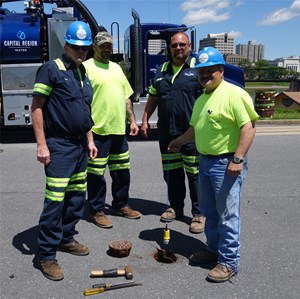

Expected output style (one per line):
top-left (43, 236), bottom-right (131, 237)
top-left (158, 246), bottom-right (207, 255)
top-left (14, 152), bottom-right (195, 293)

top-left (207, 263), bottom-right (235, 283)
top-left (39, 259), bottom-right (64, 281)
top-left (58, 240), bottom-right (89, 256)
top-left (91, 211), bottom-right (113, 228)
top-left (189, 249), bottom-right (218, 265)
top-left (160, 207), bottom-right (183, 222)
top-left (111, 205), bottom-right (141, 219)
top-left (189, 215), bottom-right (206, 234)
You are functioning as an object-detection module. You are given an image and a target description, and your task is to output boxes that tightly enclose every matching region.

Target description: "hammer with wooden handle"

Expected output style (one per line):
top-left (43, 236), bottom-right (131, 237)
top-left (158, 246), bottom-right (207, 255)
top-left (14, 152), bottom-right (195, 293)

top-left (90, 265), bottom-right (133, 280)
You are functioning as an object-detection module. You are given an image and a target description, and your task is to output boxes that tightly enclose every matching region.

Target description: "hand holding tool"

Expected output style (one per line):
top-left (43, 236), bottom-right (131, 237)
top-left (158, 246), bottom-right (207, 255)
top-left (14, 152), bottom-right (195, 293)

top-left (90, 265), bottom-right (133, 280)
top-left (84, 281), bottom-right (142, 296)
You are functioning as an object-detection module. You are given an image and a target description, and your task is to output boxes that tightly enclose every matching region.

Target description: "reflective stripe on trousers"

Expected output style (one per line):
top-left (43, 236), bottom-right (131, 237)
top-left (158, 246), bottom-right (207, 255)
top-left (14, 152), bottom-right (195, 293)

top-left (159, 138), bottom-right (201, 216)
top-left (87, 134), bottom-right (131, 213)
top-left (38, 137), bottom-right (88, 259)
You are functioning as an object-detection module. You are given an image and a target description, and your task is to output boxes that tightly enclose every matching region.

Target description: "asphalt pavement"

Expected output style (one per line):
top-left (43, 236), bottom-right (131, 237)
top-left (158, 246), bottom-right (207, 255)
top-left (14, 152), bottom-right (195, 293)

top-left (0, 129), bottom-right (299, 299)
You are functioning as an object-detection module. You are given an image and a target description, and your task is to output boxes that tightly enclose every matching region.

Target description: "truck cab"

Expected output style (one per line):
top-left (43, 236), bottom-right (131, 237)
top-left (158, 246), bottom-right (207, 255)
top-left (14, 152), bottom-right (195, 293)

top-left (0, 0), bottom-right (100, 127)
top-left (0, 1), bottom-right (245, 131)
top-left (120, 9), bottom-right (197, 126)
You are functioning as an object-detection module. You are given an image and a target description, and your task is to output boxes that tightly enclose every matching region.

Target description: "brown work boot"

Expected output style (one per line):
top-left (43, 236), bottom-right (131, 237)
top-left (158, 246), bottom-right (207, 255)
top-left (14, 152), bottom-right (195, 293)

top-left (112, 205), bottom-right (141, 219)
top-left (39, 259), bottom-right (64, 281)
top-left (189, 215), bottom-right (206, 234)
top-left (189, 249), bottom-right (218, 264)
top-left (207, 263), bottom-right (234, 282)
top-left (160, 208), bottom-right (183, 222)
top-left (91, 211), bottom-right (113, 228)
top-left (57, 240), bottom-right (89, 256)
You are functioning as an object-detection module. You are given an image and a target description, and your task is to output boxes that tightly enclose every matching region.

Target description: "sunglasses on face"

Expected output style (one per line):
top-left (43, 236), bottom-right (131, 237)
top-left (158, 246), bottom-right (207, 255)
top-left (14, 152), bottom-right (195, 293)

top-left (68, 44), bottom-right (90, 52)
top-left (170, 43), bottom-right (188, 49)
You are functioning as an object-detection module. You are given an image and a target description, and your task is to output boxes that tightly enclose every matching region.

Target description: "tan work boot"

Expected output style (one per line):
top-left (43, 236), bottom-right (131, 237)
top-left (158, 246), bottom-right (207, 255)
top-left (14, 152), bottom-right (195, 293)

top-left (189, 249), bottom-right (218, 264)
top-left (57, 240), bottom-right (89, 256)
top-left (189, 215), bottom-right (205, 234)
top-left (160, 208), bottom-right (183, 222)
top-left (111, 205), bottom-right (141, 219)
top-left (39, 259), bottom-right (64, 281)
top-left (91, 211), bottom-right (113, 228)
top-left (207, 263), bottom-right (234, 282)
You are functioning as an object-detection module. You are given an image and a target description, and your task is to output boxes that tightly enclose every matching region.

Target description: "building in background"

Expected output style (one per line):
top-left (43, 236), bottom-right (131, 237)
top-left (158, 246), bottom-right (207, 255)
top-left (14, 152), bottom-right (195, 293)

top-left (236, 41), bottom-right (264, 63)
top-left (223, 53), bottom-right (245, 66)
top-left (199, 33), bottom-right (234, 54)
top-left (275, 92), bottom-right (300, 111)
top-left (269, 56), bottom-right (300, 73)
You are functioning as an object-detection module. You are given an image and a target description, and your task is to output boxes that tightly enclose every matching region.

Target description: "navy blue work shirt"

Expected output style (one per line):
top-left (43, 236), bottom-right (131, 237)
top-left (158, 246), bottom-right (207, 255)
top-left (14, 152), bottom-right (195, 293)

top-left (33, 54), bottom-right (94, 137)
top-left (149, 57), bottom-right (202, 136)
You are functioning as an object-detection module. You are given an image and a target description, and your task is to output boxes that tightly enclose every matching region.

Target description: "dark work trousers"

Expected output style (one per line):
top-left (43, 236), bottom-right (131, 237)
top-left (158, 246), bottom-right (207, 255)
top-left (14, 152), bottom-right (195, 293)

top-left (159, 135), bottom-right (201, 216)
top-left (38, 137), bottom-right (88, 260)
top-left (87, 134), bottom-right (130, 214)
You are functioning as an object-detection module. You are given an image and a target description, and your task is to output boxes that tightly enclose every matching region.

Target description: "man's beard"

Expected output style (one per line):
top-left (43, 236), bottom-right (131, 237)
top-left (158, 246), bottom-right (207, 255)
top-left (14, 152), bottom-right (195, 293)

top-left (101, 51), bottom-right (111, 61)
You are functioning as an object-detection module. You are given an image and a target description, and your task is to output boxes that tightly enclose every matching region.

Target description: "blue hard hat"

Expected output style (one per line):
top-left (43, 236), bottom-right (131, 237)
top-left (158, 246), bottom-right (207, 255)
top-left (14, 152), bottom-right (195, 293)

top-left (64, 21), bottom-right (92, 46)
top-left (194, 47), bottom-right (225, 68)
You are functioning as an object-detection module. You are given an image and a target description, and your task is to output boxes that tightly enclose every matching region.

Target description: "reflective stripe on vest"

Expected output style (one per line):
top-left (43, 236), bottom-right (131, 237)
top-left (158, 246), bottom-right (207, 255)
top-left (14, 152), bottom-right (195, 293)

top-left (160, 57), bottom-right (196, 72)
top-left (54, 58), bottom-right (83, 87)
top-left (54, 58), bottom-right (66, 70)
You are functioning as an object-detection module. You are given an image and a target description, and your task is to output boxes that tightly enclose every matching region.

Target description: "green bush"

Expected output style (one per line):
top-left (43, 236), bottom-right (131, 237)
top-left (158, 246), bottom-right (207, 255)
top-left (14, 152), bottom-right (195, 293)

top-left (273, 108), bottom-right (300, 119)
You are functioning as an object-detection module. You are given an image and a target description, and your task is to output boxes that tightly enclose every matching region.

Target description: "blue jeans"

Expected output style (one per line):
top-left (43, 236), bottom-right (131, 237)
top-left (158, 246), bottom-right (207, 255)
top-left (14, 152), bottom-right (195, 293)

top-left (198, 154), bottom-right (248, 274)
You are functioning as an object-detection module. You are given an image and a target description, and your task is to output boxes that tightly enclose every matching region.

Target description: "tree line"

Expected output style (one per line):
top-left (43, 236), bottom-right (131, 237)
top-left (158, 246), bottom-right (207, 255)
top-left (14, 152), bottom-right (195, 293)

top-left (237, 59), bottom-right (298, 81)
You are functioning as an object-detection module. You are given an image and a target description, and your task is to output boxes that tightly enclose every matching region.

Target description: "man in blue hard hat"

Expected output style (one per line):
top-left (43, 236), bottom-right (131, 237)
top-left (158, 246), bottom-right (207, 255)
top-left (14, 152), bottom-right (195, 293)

top-left (32, 21), bottom-right (97, 281)
top-left (168, 47), bottom-right (259, 282)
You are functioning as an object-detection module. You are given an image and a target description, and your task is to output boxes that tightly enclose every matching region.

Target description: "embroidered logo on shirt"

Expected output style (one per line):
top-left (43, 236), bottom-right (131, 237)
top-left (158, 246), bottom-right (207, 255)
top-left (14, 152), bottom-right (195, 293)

top-left (184, 71), bottom-right (195, 77)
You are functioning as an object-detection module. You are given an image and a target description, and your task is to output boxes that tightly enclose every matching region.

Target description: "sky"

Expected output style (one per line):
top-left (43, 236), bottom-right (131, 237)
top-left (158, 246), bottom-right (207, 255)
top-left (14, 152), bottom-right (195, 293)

top-left (3, 0), bottom-right (300, 60)
top-left (82, 0), bottom-right (300, 60)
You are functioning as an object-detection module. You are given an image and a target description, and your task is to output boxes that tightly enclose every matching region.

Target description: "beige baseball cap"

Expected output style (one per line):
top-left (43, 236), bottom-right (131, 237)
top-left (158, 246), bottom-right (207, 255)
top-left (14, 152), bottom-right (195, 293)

top-left (94, 31), bottom-right (113, 45)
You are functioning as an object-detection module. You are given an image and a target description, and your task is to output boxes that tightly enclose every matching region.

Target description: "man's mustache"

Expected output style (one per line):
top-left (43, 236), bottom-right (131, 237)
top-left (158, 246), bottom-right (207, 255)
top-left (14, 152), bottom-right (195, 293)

top-left (200, 75), bottom-right (214, 81)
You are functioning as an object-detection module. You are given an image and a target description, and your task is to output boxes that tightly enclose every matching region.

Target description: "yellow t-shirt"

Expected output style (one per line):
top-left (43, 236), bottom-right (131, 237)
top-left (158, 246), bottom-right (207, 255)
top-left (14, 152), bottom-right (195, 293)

top-left (84, 59), bottom-right (133, 135)
top-left (190, 80), bottom-right (259, 155)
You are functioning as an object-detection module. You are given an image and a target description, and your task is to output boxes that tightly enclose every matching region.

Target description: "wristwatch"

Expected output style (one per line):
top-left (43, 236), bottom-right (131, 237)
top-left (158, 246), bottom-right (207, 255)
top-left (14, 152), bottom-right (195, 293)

top-left (232, 156), bottom-right (244, 164)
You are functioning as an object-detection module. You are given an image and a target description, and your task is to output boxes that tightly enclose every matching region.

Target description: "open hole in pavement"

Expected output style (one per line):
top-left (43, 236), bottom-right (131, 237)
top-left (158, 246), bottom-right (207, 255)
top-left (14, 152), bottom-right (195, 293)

top-left (153, 249), bottom-right (177, 263)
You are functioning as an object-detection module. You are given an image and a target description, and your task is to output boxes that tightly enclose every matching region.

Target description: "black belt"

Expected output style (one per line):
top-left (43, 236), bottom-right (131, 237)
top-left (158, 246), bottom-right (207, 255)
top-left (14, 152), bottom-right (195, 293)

top-left (64, 134), bottom-right (85, 141)
top-left (201, 152), bottom-right (234, 159)
top-left (47, 134), bottom-right (85, 141)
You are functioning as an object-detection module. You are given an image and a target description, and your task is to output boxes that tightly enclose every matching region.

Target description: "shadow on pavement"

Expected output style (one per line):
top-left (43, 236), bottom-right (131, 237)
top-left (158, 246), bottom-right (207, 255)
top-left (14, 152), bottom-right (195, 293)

top-left (129, 197), bottom-right (168, 216)
top-left (139, 227), bottom-right (207, 261)
top-left (129, 197), bottom-right (193, 225)
top-left (82, 197), bottom-right (193, 226)
top-left (0, 126), bottom-right (36, 143)
top-left (12, 225), bottom-right (40, 268)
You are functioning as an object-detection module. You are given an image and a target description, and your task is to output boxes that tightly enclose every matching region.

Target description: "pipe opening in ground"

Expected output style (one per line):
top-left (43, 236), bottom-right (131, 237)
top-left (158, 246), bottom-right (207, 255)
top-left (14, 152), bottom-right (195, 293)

top-left (153, 249), bottom-right (177, 263)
